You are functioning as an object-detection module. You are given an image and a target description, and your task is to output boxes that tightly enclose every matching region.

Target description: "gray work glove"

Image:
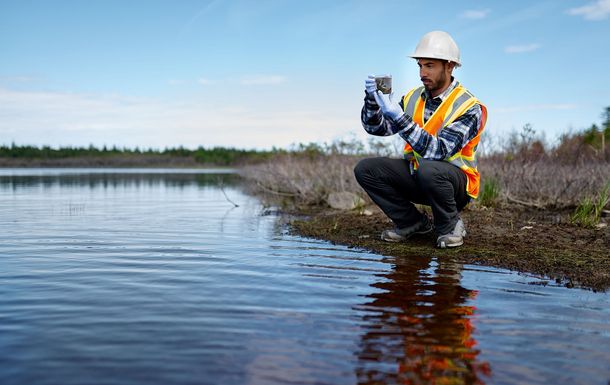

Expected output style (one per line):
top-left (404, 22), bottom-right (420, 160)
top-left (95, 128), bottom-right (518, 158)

top-left (374, 91), bottom-right (403, 121)
top-left (365, 75), bottom-right (377, 96)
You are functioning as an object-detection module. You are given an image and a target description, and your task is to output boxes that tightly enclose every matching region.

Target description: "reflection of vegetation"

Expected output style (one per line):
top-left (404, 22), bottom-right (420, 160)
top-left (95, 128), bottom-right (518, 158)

top-left (0, 172), bottom-right (240, 190)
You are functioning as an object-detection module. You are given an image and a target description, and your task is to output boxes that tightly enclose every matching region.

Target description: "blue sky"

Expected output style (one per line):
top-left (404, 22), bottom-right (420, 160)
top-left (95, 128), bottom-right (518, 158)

top-left (1, 0), bottom-right (610, 150)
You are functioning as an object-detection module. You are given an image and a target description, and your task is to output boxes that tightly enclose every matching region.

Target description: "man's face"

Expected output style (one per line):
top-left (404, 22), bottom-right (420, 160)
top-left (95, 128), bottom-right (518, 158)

top-left (417, 59), bottom-right (452, 96)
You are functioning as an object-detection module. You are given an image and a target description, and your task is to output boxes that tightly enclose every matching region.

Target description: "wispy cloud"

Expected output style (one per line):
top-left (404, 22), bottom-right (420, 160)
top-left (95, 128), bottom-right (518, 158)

top-left (168, 79), bottom-right (185, 86)
top-left (197, 78), bottom-right (213, 85)
top-left (171, 75), bottom-right (287, 87)
top-left (0, 87), bottom-right (352, 148)
top-left (504, 43), bottom-right (541, 54)
top-left (0, 76), bottom-right (37, 83)
top-left (460, 9), bottom-right (491, 19)
top-left (566, 0), bottom-right (610, 20)
top-left (495, 103), bottom-right (577, 114)
top-left (240, 75), bottom-right (286, 86)
top-left (179, 0), bottom-right (224, 36)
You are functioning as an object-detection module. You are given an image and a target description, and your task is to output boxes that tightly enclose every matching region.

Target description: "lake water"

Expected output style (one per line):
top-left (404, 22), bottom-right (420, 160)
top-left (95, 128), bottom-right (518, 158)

top-left (1, 169), bottom-right (609, 385)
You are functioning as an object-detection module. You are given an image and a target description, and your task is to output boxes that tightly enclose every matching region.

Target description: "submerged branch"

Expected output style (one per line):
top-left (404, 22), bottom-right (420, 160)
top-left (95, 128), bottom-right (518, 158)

top-left (218, 178), bottom-right (239, 207)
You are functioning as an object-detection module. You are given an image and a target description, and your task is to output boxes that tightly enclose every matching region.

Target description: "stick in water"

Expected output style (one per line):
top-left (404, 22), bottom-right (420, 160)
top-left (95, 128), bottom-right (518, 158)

top-left (218, 178), bottom-right (239, 207)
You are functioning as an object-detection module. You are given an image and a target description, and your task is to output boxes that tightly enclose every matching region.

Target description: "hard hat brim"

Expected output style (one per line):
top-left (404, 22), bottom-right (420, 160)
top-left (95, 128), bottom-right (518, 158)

top-left (409, 55), bottom-right (461, 67)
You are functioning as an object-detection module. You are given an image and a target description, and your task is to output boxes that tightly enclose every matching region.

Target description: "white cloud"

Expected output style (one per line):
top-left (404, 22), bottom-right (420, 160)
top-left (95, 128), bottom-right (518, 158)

top-left (240, 75), bottom-right (286, 86)
top-left (460, 9), bottom-right (491, 19)
top-left (168, 79), bottom-right (185, 86)
top-left (495, 103), bottom-right (577, 114)
top-left (0, 76), bottom-right (37, 83)
top-left (0, 87), bottom-right (355, 149)
top-left (169, 75), bottom-right (287, 87)
top-left (197, 77), bottom-right (212, 85)
top-left (504, 43), bottom-right (541, 54)
top-left (566, 0), bottom-right (610, 20)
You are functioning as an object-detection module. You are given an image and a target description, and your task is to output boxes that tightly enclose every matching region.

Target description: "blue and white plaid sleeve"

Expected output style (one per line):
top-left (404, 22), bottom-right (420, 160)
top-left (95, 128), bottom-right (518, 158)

top-left (360, 92), bottom-right (408, 136)
top-left (394, 104), bottom-right (482, 160)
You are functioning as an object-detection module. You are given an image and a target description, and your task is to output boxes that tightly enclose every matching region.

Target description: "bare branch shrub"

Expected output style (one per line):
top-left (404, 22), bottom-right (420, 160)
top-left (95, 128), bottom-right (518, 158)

top-left (240, 153), bottom-right (368, 206)
top-left (479, 158), bottom-right (610, 208)
top-left (243, 118), bottom-right (610, 210)
top-left (479, 122), bottom-right (610, 208)
top-left (244, 150), bottom-right (609, 210)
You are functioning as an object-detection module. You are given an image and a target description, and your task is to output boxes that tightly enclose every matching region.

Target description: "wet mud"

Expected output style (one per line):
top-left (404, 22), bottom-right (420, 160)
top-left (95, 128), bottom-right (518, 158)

top-left (290, 205), bottom-right (610, 292)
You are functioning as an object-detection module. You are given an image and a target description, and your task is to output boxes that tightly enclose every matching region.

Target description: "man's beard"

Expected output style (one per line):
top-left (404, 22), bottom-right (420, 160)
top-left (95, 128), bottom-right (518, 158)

top-left (423, 72), bottom-right (447, 93)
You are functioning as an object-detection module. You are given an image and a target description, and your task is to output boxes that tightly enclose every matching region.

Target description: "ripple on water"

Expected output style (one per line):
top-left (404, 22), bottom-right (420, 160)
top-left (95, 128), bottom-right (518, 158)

top-left (0, 170), bottom-right (609, 385)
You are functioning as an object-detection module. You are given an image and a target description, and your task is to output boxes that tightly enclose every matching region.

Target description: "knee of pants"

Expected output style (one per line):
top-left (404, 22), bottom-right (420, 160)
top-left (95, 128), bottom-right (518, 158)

top-left (415, 161), bottom-right (443, 187)
top-left (354, 158), bottom-right (374, 183)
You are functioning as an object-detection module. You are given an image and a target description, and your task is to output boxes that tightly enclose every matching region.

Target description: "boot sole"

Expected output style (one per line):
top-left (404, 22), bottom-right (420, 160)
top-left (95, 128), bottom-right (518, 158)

top-left (436, 230), bottom-right (466, 248)
top-left (437, 239), bottom-right (464, 248)
top-left (380, 226), bottom-right (434, 242)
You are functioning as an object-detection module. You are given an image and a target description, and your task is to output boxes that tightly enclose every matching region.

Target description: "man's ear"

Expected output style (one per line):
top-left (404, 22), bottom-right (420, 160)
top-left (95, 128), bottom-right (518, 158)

top-left (446, 61), bottom-right (456, 74)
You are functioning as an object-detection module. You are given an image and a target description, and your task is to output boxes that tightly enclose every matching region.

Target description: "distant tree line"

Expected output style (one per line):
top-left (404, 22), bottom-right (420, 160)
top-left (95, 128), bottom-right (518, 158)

top-left (581, 106), bottom-right (610, 153)
top-left (2, 106), bottom-right (609, 166)
top-left (0, 144), bottom-right (281, 166)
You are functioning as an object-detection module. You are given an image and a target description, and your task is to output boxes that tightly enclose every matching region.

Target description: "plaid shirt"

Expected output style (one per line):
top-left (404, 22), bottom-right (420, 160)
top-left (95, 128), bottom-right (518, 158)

top-left (361, 78), bottom-right (482, 164)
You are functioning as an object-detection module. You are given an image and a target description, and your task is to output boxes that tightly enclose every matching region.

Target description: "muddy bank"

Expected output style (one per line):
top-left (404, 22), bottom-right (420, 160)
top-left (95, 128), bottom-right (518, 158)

top-left (289, 205), bottom-right (610, 292)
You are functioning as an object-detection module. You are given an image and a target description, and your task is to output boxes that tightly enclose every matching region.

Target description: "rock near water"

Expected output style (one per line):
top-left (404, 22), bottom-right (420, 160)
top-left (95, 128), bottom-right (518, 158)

top-left (326, 191), bottom-right (365, 210)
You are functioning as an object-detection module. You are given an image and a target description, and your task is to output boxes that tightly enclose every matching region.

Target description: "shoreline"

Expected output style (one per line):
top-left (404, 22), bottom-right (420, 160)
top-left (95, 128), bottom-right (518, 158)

top-left (3, 165), bottom-right (609, 291)
top-left (0, 159), bottom-right (232, 168)
top-left (287, 205), bottom-right (610, 292)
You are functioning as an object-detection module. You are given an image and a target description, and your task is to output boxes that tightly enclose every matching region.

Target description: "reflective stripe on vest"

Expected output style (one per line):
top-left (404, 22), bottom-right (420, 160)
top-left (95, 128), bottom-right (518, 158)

top-left (401, 85), bottom-right (487, 198)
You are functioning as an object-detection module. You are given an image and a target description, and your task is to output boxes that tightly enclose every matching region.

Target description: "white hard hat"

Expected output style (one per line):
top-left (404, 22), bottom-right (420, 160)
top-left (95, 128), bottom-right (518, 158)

top-left (410, 31), bottom-right (461, 67)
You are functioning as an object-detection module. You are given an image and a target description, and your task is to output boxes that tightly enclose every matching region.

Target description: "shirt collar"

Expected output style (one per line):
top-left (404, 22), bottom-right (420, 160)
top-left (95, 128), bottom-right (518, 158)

top-left (422, 77), bottom-right (459, 102)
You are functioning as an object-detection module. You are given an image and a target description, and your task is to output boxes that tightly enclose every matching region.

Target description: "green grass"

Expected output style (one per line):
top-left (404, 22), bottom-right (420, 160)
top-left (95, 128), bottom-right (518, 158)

top-left (571, 183), bottom-right (610, 227)
top-left (479, 177), bottom-right (501, 207)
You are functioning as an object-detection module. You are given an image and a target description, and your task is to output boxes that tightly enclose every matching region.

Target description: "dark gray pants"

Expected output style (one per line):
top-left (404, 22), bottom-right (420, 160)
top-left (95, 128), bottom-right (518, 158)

top-left (354, 157), bottom-right (470, 235)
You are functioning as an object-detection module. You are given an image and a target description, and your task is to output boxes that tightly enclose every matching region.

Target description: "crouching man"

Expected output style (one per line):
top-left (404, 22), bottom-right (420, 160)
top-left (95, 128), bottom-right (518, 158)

top-left (355, 31), bottom-right (487, 248)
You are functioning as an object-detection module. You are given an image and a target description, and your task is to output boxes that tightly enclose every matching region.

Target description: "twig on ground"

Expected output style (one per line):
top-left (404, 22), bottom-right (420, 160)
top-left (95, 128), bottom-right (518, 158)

top-left (255, 182), bottom-right (298, 197)
top-left (506, 195), bottom-right (544, 209)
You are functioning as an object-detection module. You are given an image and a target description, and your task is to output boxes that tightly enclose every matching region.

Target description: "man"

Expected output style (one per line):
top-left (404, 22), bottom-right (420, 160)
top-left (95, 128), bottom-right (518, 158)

top-left (354, 30), bottom-right (487, 248)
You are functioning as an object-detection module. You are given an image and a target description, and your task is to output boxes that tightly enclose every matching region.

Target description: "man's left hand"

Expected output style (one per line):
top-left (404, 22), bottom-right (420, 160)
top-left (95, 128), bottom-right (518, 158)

top-left (374, 91), bottom-right (403, 121)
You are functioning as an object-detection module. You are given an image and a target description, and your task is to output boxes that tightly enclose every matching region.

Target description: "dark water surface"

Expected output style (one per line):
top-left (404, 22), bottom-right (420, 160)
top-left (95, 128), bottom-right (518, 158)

top-left (1, 169), bottom-right (609, 385)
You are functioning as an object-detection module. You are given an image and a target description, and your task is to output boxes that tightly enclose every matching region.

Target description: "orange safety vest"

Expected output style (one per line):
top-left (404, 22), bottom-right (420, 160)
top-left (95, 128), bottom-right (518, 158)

top-left (402, 84), bottom-right (487, 198)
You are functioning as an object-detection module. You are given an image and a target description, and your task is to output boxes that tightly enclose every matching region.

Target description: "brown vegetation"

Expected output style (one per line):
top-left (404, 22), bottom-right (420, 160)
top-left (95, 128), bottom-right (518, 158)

top-left (479, 123), bottom-right (610, 209)
top-left (241, 151), bottom-right (610, 212)
top-left (242, 122), bottom-right (610, 212)
top-left (241, 152), bottom-right (363, 206)
top-left (241, 120), bottom-right (610, 291)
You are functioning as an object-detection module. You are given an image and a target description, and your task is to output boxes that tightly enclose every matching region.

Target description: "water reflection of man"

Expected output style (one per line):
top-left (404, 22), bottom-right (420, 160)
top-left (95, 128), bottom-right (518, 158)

top-left (355, 256), bottom-right (491, 384)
